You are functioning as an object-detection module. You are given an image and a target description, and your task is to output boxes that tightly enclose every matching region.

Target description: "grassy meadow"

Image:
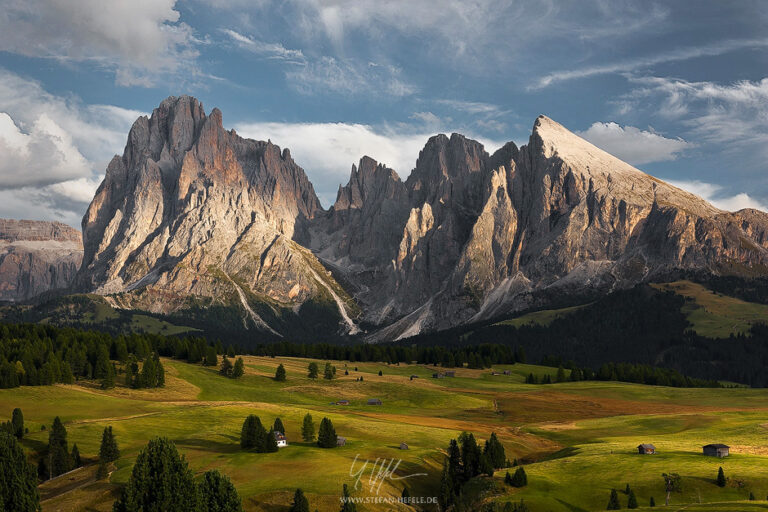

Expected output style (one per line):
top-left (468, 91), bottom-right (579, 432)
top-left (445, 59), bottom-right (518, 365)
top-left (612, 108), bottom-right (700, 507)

top-left (2, 356), bottom-right (768, 511)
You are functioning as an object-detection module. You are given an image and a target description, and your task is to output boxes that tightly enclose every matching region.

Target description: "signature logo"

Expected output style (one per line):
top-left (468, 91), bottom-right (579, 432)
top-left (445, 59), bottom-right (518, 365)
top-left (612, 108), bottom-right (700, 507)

top-left (349, 454), bottom-right (427, 495)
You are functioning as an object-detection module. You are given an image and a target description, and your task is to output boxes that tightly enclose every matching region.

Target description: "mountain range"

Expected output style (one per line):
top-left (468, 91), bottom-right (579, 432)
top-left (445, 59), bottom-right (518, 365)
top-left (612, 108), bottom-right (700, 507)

top-left (5, 95), bottom-right (768, 341)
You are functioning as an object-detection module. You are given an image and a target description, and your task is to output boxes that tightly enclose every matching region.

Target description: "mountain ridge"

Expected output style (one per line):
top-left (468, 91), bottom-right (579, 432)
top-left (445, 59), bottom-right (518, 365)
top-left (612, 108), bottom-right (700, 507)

top-left (10, 96), bottom-right (768, 341)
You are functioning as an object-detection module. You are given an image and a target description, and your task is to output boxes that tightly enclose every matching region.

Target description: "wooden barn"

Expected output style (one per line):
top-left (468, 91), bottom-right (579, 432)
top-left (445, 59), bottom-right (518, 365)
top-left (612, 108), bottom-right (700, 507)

top-left (703, 444), bottom-right (729, 457)
top-left (637, 443), bottom-right (656, 455)
top-left (367, 398), bottom-right (383, 406)
top-left (337, 436), bottom-right (346, 447)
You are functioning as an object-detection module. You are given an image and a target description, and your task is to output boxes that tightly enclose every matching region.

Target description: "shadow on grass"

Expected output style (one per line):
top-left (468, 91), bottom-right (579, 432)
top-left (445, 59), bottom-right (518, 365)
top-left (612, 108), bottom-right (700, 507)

top-left (554, 498), bottom-right (590, 512)
top-left (174, 438), bottom-right (240, 454)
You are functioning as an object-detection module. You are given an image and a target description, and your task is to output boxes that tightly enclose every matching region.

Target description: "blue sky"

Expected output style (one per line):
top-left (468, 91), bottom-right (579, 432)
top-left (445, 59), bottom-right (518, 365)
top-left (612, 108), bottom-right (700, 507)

top-left (0, 0), bottom-right (766, 227)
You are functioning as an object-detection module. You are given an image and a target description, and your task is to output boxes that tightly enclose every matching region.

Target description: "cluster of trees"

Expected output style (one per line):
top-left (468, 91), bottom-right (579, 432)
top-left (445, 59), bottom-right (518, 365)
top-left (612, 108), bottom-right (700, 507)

top-left (439, 432), bottom-right (508, 509)
top-left (0, 407), bottom-right (24, 439)
top-left (113, 437), bottom-right (242, 512)
top-left (306, 361), bottom-right (337, 380)
top-left (524, 362), bottom-right (719, 388)
top-left (504, 467), bottom-right (527, 487)
top-left (0, 431), bottom-right (39, 511)
top-left (124, 353), bottom-right (165, 389)
top-left (240, 415), bottom-right (281, 453)
top-left (220, 356), bottom-right (244, 379)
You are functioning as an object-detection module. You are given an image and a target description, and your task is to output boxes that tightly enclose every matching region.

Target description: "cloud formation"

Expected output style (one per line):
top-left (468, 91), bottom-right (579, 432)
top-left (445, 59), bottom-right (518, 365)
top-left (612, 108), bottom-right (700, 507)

top-left (577, 122), bottom-right (692, 165)
top-left (666, 179), bottom-right (768, 212)
top-left (0, 0), bottom-right (198, 86)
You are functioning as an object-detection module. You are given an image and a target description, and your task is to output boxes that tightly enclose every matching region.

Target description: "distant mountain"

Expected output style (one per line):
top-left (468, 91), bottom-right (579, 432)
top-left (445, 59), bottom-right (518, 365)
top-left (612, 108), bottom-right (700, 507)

top-left (65, 96), bottom-right (768, 340)
top-left (0, 219), bottom-right (82, 302)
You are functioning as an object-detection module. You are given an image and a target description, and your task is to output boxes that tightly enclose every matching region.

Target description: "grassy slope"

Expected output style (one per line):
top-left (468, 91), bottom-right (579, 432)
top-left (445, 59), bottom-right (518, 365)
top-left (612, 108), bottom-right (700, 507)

top-left (2, 357), bottom-right (768, 511)
top-left (652, 280), bottom-right (768, 338)
top-left (494, 304), bottom-right (589, 327)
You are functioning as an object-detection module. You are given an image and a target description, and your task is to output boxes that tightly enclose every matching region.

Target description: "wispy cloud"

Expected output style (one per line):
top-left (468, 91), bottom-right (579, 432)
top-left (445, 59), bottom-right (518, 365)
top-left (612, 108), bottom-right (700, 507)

top-left (533, 38), bottom-right (768, 89)
top-left (222, 29), bottom-right (305, 62)
top-left (577, 122), bottom-right (692, 165)
top-left (286, 58), bottom-right (416, 98)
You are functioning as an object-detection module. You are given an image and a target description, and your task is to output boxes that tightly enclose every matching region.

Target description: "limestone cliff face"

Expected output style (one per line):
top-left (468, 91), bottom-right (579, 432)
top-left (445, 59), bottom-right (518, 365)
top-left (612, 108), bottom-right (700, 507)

top-left (73, 96), bottom-right (768, 339)
top-left (0, 219), bottom-right (82, 302)
top-left (76, 96), bottom-right (357, 335)
top-left (313, 116), bottom-right (768, 339)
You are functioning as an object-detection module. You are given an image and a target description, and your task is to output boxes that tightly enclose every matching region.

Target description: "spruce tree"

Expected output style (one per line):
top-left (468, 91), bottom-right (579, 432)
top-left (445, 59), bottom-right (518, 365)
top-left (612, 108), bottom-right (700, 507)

top-left (289, 488), bottom-right (310, 512)
top-left (510, 467), bottom-right (527, 487)
top-left (198, 469), bottom-right (243, 512)
top-left (438, 460), bottom-right (454, 509)
top-left (307, 362), bottom-right (319, 379)
top-left (275, 364), bottom-right (286, 382)
top-left (48, 416), bottom-right (71, 477)
top-left (460, 432), bottom-right (481, 478)
top-left (504, 471), bottom-right (513, 485)
top-left (273, 418), bottom-right (285, 434)
top-left (607, 488), bottom-right (621, 510)
top-left (71, 443), bottom-right (81, 467)
top-left (627, 490), bottom-right (637, 509)
top-left (301, 413), bottom-right (315, 442)
top-left (11, 408), bottom-right (23, 439)
top-left (113, 438), bottom-right (198, 512)
top-left (479, 453), bottom-right (494, 477)
top-left (340, 483), bottom-right (356, 512)
top-left (317, 417), bottom-right (337, 448)
top-left (0, 432), bottom-right (40, 511)
top-left (265, 429), bottom-right (279, 452)
top-left (204, 346), bottom-right (218, 367)
top-left (324, 363), bottom-right (334, 380)
top-left (99, 426), bottom-right (120, 463)
top-left (717, 466), bottom-right (726, 487)
top-left (220, 356), bottom-right (233, 377)
top-left (650, 496), bottom-right (655, 507)
top-left (625, 484), bottom-right (631, 495)
top-left (556, 366), bottom-right (566, 382)
top-left (401, 486), bottom-right (410, 500)
top-left (240, 415), bottom-right (262, 450)
top-left (447, 439), bottom-right (461, 489)
top-left (101, 361), bottom-right (115, 389)
top-left (232, 358), bottom-right (244, 378)
top-left (483, 432), bottom-right (506, 469)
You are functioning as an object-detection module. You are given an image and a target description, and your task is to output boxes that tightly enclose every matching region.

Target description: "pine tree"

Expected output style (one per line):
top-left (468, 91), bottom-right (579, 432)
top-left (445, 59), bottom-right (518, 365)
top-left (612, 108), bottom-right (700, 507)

top-left (301, 413), bottom-right (315, 442)
top-left (240, 415), bottom-right (261, 450)
top-left (378, 370), bottom-right (383, 376)
top-left (48, 416), bottom-right (71, 477)
top-left (99, 426), bottom-right (120, 463)
top-left (479, 453), bottom-right (494, 477)
top-left (198, 469), bottom-right (243, 512)
top-left (101, 361), bottom-right (115, 389)
top-left (232, 357), bottom-right (244, 378)
top-left (265, 429), bottom-right (279, 452)
top-left (438, 459), bottom-right (454, 509)
top-left (625, 483), bottom-right (631, 495)
top-left (460, 432), bottom-right (481, 478)
top-left (308, 362), bottom-right (319, 379)
top-left (275, 364), bottom-right (286, 382)
top-left (324, 363), bottom-right (334, 380)
top-left (650, 496), bottom-right (655, 507)
top-left (317, 417), bottom-right (337, 448)
top-left (627, 490), bottom-right (638, 509)
top-left (11, 408), bottom-right (23, 439)
top-left (401, 486), bottom-right (410, 500)
top-left (113, 438), bottom-right (198, 512)
top-left (125, 356), bottom-right (137, 387)
top-left (749, 492), bottom-right (755, 501)
top-left (447, 439), bottom-right (461, 489)
top-left (340, 483), bottom-right (356, 512)
top-left (220, 356), bottom-right (233, 377)
top-left (0, 432), bottom-right (40, 511)
top-left (556, 366), bottom-right (566, 383)
top-left (71, 443), bottom-right (81, 467)
top-left (504, 471), bottom-right (513, 485)
top-left (289, 488), bottom-right (310, 512)
top-left (510, 467), bottom-right (527, 487)
top-left (607, 488), bottom-right (621, 510)
top-left (483, 432), bottom-right (506, 469)
top-left (204, 346), bottom-right (218, 367)
top-left (716, 466), bottom-right (726, 487)
top-left (273, 418), bottom-right (285, 434)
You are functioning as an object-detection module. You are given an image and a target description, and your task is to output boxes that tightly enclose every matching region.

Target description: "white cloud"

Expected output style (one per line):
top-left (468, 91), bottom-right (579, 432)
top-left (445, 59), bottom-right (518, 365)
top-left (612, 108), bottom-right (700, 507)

top-left (622, 76), bottom-right (768, 155)
top-left (222, 29), bottom-right (305, 62)
top-left (577, 122), bottom-right (692, 165)
top-left (286, 57), bottom-right (416, 97)
top-left (0, 0), bottom-right (198, 86)
top-left (533, 38), bottom-right (768, 89)
top-left (0, 70), bottom-right (141, 226)
top-left (666, 180), bottom-right (768, 212)
top-left (234, 121), bottom-right (503, 206)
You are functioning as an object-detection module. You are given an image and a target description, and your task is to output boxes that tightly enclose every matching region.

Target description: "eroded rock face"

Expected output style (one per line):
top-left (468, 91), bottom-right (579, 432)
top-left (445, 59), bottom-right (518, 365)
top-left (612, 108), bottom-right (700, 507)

top-left (312, 115), bottom-right (768, 339)
top-left (76, 96), bottom-right (357, 335)
top-left (0, 219), bottom-right (82, 302)
top-left (75, 96), bottom-right (768, 339)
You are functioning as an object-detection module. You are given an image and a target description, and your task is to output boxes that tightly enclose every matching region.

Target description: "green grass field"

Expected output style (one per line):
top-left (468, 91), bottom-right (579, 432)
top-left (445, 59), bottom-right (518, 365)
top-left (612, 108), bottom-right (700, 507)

top-left (2, 356), bottom-right (768, 511)
top-left (652, 280), bottom-right (768, 338)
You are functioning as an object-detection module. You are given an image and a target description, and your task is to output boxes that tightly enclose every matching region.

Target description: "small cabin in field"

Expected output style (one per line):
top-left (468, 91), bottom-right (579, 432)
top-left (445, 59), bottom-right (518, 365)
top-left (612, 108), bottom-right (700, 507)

top-left (444, 371), bottom-right (456, 377)
top-left (367, 398), bottom-right (383, 406)
top-left (703, 444), bottom-right (729, 457)
top-left (337, 436), bottom-right (346, 446)
top-left (335, 399), bottom-right (350, 406)
top-left (274, 431), bottom-right (287, 448)
top-left (400, 442), bottom-right (409, 450)
top-left (432, 372), bottom-right (444, 379)
top-left (637, 444), bottom-right (656, 455)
